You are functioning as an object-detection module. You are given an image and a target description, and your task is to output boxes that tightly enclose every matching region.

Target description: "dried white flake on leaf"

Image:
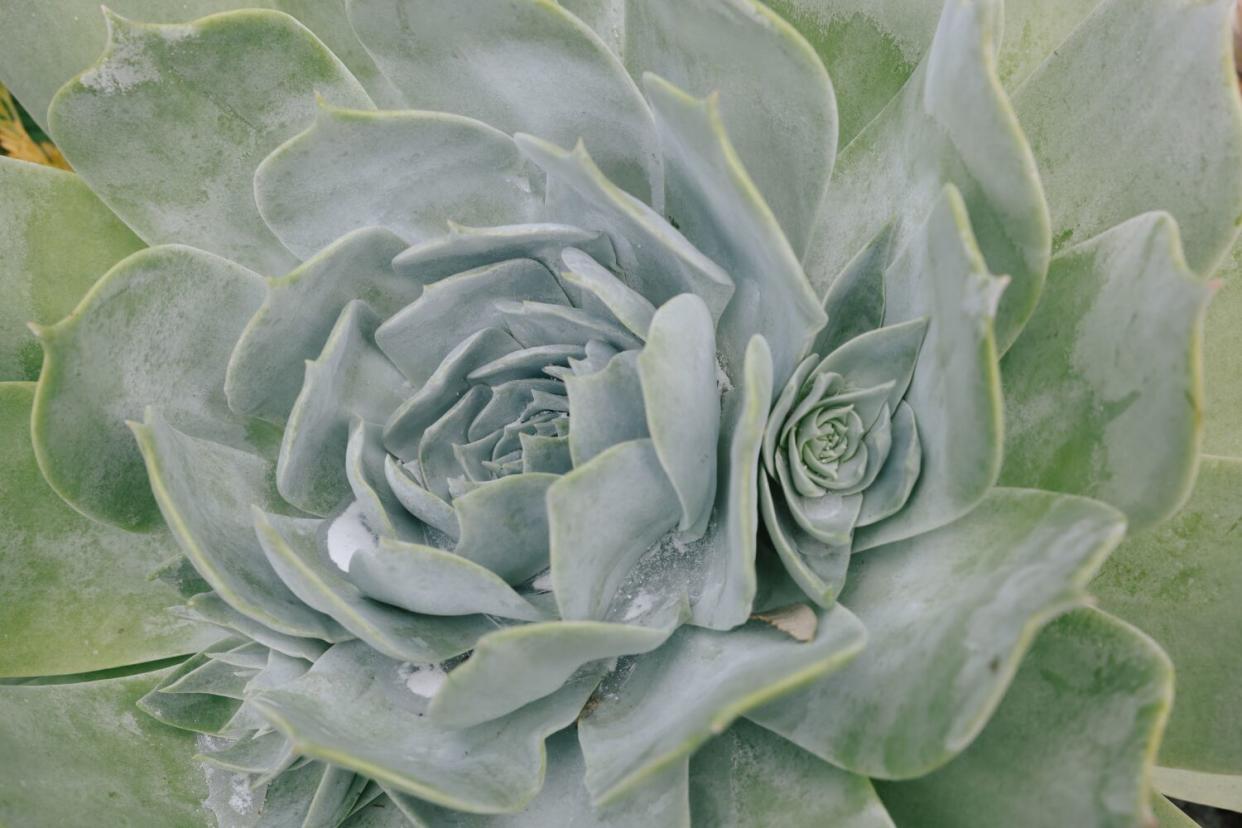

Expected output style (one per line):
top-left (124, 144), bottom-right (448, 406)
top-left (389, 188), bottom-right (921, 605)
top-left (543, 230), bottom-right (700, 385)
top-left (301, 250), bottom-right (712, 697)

top-left (750, 603), bottom-right (818, 642)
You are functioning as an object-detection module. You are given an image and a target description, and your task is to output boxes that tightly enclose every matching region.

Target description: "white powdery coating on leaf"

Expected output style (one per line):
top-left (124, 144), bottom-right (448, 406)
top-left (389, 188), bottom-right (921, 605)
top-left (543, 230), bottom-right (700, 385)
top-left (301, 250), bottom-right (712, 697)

top-left (397, 661), bottom-right (449, 698)
top-left (197, 734), bottom-right (266, 828)
top-left (80, 33), bottom-right (159, 94)
top-left (326, 501), bottom-right (377, 572)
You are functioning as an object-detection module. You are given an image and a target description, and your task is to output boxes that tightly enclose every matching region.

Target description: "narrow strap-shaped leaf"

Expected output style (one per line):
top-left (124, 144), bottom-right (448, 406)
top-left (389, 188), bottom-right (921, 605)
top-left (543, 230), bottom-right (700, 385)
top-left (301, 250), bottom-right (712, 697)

top-left (47, 9), bottom-right (373, 274)
top-left (137, 642), bottom-right (246, 734)
top-left (391, 223), bottom-right (615, 285)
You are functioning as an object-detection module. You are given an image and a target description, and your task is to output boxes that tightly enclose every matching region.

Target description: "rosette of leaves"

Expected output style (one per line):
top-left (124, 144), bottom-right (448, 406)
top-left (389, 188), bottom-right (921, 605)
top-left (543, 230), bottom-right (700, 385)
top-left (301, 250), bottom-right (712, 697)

top-left (2, 0), bottom-right (1241, 826)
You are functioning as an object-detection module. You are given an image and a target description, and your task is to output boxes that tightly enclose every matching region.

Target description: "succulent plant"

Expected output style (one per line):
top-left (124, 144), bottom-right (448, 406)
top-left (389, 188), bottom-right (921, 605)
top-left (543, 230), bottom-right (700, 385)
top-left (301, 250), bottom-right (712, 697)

top-left (2, 0), bottom-right (1241, 825)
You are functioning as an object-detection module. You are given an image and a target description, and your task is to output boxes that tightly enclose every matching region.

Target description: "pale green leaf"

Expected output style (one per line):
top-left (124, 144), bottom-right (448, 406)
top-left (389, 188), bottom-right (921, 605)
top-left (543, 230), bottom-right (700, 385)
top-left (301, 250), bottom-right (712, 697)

top-left (0, 667), bottom-right (212, 825)
top-left (1092, 456), bottom-right (1242, 773)
top-left (578, 602), bottom-right (865, 804)
top-left (255, 105), bottom-right (543, 260)
top-left (1013, 0), bottom-right (1242, 276)
top-left (750, 489), bottom-right (1125, 778)
top-left (0, 157), bottom-right (143, 381)
top-left (47, 9), bottom-right (373, 275)
top-left (0, 382), bottom-right (219, 678)
top-left (877, 608), bottom-right (1172, 828)
top-left (1000, 213), bottom-right (1209, 530)
top-left (347, 0), bottom-right (661, 204)
top-left (251, 640), bottom-right (601, 814)
top-left (34, 244), bottom-right (267, 530)
top-left (804, 0), bottom-right (1048, 354)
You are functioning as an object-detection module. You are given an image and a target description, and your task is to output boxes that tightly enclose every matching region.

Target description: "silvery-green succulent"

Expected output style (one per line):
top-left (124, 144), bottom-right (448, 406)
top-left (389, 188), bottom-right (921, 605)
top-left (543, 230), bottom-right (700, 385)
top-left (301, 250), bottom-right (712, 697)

top-left (2, 0), bottom-right (1241, 825)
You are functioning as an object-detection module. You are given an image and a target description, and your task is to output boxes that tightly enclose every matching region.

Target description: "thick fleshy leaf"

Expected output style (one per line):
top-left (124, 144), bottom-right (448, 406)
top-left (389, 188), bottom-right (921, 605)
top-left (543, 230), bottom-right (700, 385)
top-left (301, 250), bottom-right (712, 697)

top-left (759, 0), bottom-right (941, 145)
top-left (759, 475), bottom-right (850, 609)
top-left (347, 0), bottom-right (660, 204)
top-left (638, 294), bottom-right (720, 535)
top-left (565, 350), bottom-right (648, 468)
top-left (812, 317), bottom-right (927, 413)
top-left (136, 640), bottom-right (245, 734)
top-left (877, 609), bottom-right (1172, 828)
top-left (428, 615), bottom-right (678, 729)
top-left (690, 718), bottom-right (894, 828)
top-left (803, 0), bottom-right (1048, 354)
top-left (855, 401), bottom-right (920, 528)
top-left (514, 137), bottom-right (734, 321)
top-left (227, 227), bottom-right (416, 423)
top-left (549, 439), bottom-right (681, 620)
top-left (181, 592), bottom-right (327, 662)
top-left (0, 667), bottom-right (211, 825)
top-left (1013, 0), bottom-right (1242, 277)
top-left (452, 473), bottom-right (559, 585)
top-left (614, 0), bottom-right (836, 255)
top-left (256, 104), bottom-right (542, 259)
top-left (853, 187), bottom-right (1003, 551)
top-left (813, 224), bottom-right (891, 357)
top-left (251, 640), bottom-right (601, 814)
top-left (383, 328), bottom-right (521, 460)
top-left (692, 335), bottom-right (774, 629)
top-left (346, 537), bottom-right (547, 622)
top-left (377, 260), bottom-right (568, 388)
top-left (132, 408), bottom-right (347, 641)
top-left (560, 247), bottom-right (656, 339)
top-left (253, 509), bottom-right (492, 663)
top-left (47, 9), bottom-right (373, 275)
top-left (32, 244), bottom-right (266, 529)
top-left (643, 75), bottom-right (824, 388)
top-left (1203, 241), bottom-right (1242, 455)
top-left (384, 456), bottom-right (460, 540)
top-left (392, 223), bottom-right (615, 285)
top-left (0, 0), bottom-right (399, 131)
top-left (343, 416), bottom-right (424, 544)
top-left (749, 488), bottom-right (1125, 779)
top-left (578, 603), bottom-right (865, 804)
top-left (0, 383), bottom-right (217, 677)
top-left (277, 301), bottom-right (410, 515)
top-left (0, 158), bottom-right (143, 381)
top-left (1092, 456), bottom-right (1242, 774)
top-left (1000, 213), bottom-right (1208, 530)
top-left (404, 729), bottom-right (690, 827)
